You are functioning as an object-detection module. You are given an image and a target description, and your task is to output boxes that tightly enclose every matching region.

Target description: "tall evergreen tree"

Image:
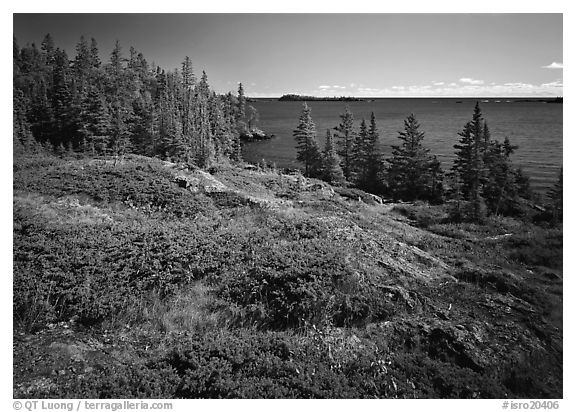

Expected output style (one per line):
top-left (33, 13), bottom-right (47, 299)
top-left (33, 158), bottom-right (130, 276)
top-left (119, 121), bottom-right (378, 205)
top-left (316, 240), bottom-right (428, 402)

top-left (482, 136), bottom-right (522, 215)
top-left (13, 89), bottom-right (38, 152)
top-left (321, 129), bottom-right (345, 185)
top-left (237, 82), bottom-right (246, 121)
top-left (293, 103), bottom-right (323, 178)
top-left (89, 38), bottom-right (101, 68)
top-left (351, 118), bottom-right (369, 182)
top-left (387, 113), bottom-right (443, 201)
top-left (181, 56), bottom-right (196, 90)
top-left (362, 112), bottom-right (385, 194)
top-left (50, 48), bottom-right (77, 147)
top-left (77, 86), bottom-right (111, 155)
top-left (192, 93), bottom-right (216, 167)
top-left (548, 168), bottom-right (562, 223)
top-left (334, 106), bottom-right (356, 181)
top-left (451, 102), bottom-right (486, 219)
top-left (40, 33), bottom-right (56, 67)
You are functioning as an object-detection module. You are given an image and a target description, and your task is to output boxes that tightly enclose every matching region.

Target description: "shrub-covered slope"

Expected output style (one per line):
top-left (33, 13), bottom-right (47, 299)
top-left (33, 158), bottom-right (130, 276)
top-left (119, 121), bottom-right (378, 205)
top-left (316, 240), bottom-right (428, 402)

top-left (13, 154), bottom-right (562, 398)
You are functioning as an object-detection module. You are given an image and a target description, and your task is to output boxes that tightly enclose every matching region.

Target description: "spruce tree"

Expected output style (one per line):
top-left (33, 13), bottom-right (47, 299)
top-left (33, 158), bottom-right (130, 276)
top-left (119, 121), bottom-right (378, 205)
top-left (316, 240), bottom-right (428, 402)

top-left (334, 106), bottom-right (355, 181)
top-left (51, 48), bottom-right (76, 148)
top-left (78, 86), bottom-right (111, 155)
top-left (293, 103), bottom-right (323, 178)
top-left (548, 168), bottom-right (562, 223)
top-left (482, 136), bottom-right (521, 215)
top-left (13, 90), bottom-right (37, 152)
top-left (351, 118), bottom-right (369, 184)
top-left (89, 38), bottom-right (101, 68)
top-left (363, 112), bottom-right (384, 194)
top-left (237, 82), bottom-right (246, 121)
top-left (451, 102), bottom-right (486, 219)
top-left (322, 129), bottom-right (345, 185)
top-left (387, 113), bottom-right (442, 201)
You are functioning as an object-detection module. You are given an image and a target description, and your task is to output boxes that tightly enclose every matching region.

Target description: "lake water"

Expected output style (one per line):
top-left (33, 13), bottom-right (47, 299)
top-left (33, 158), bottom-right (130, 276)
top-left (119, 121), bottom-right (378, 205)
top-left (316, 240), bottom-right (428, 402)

top-left (242, 98), bottom-right (562, 193)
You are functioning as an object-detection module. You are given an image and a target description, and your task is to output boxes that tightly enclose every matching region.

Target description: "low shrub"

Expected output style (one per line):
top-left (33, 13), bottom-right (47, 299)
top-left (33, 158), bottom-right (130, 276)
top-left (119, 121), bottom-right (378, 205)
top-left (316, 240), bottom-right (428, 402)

top-left (14, 159), bottom-right (215, 218)
top-left (504, 231), bottom-right (563, 269)
top-left (392, 204), bottom-right (447, 228)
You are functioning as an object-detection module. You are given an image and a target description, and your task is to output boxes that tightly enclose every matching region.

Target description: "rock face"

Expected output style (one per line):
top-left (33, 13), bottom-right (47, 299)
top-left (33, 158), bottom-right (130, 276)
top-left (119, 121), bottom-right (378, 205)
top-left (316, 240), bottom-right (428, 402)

top-left (240, 128), bottom-right (273, 141)
top-left (174, 170), bottom-right (227, 194)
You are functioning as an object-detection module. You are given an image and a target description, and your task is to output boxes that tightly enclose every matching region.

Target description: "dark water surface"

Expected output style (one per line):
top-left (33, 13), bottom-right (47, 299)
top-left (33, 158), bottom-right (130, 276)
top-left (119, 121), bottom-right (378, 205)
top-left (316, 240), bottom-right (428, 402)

top-left (242, 98), bottom-right (562, 193)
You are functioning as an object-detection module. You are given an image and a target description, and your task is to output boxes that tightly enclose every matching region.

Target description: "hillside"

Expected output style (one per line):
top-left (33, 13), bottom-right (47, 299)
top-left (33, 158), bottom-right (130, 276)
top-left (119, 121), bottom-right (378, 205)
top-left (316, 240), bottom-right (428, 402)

top-left (13, 153), bottom-right (562, 399)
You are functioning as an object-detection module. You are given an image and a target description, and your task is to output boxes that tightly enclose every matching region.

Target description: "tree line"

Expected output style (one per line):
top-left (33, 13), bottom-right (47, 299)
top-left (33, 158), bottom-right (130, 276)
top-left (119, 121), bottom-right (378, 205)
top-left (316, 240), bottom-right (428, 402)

top-left (293, 102), bottom-right (562, 221)
top-left (13, 34), bottom-right (254, 167)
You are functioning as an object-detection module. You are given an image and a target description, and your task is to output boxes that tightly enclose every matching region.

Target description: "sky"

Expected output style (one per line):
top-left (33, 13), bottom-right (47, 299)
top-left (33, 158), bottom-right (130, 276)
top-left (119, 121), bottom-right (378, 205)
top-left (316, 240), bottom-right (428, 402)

top-left (13, 13), bottom-right (563, 97)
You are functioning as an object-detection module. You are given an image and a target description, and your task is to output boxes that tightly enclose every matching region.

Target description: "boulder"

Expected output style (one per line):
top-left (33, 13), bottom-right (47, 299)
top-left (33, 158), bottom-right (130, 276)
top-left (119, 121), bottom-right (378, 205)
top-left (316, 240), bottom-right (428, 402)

top-left (174, 175), bottom-right (200, 193)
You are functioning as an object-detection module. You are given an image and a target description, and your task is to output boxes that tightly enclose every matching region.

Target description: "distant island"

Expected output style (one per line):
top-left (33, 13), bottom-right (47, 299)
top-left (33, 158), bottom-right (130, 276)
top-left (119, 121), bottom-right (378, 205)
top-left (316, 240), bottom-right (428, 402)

top-left (514, 97), bottom-right (563, 104)
top-left (279, 94), bottom-right (365, 102)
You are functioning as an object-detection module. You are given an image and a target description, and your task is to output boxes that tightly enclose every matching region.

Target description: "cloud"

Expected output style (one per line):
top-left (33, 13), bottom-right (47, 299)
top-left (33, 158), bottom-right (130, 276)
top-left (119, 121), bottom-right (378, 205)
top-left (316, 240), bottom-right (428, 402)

top-left (503, 82), bottom-right (535, 89)
top-left (459, 78), bottom-right (484, 85)
top-left (541, 80), bottom-right (563, 88)
top-left (308, 76), bottom-right (563, 98)
top-left (542, 62), bottom-right (563, 69)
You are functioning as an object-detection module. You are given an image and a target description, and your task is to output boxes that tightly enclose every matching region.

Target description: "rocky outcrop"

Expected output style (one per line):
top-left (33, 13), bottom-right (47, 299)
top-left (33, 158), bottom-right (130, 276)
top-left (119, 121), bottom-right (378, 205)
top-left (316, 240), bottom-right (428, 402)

top-left (240, 128), bottom-right (274, 141)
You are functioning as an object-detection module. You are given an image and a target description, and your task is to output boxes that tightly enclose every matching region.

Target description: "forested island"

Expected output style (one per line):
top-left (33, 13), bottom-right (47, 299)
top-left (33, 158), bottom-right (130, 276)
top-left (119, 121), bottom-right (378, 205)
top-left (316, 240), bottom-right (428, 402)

top-left (279, 94), bottom-right (365, 101)
top-left (514, 97), bottom-right (563, 104)
top-left (13, 34), bottom-right (562, 399)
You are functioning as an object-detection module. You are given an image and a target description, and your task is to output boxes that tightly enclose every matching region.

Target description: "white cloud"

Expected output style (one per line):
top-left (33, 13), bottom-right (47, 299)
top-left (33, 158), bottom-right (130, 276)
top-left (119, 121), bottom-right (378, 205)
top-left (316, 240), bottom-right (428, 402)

top-left (309, 77), bottom-right (562, 98)
top-left (541, 80), bottom-right (563, 88)
top-left (459, 78), bottom-right (484, 85)
top-left (542, 62), bottom-right (563, 69)
top-left (503, 82), bottom-right (534, 89)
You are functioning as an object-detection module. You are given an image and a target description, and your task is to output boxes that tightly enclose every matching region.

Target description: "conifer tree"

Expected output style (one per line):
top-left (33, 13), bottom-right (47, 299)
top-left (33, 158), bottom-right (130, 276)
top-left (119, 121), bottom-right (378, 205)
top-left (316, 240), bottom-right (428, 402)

top-left (51, 49), bottom-right (77, 147)
top-left (197, 71), bottom-right (210, 98)
top-left (78, 86), bottom-right (111, 155)
top-left (40, 33), bottom-right (56, 67)
top-left (192, 93), bottom-right (216, 167)
top-left (548, 168), bottom-right (562, 223)
top-left (482, 136), bottom-right (521, 215)
top-left (362, 112), bottom-right (385, 194)
top-left (73, 36), bottom-right (91, 86)
top-left (293, 103), bottom-right (323, 178)
top-left (89, 38), bottom-right (101, 68)
top-left (181, 56), bottom-right (196, 90)
top-left (387, 113), bottom-right (442, 201)
top-left (237, 82), bottom-right (246, 121)
top-left (351, 118), bottom-right (369, 183)
top-left (451, 102), bottom-right (486, 219)
top-left (13, 90), bottom-right (37, 152)
top-left (13, 36), bottom-right (21, 75)
top-left (322, 129), bottom-right (345, 185)
top-left (334, 106), bottom-right (355, 180)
